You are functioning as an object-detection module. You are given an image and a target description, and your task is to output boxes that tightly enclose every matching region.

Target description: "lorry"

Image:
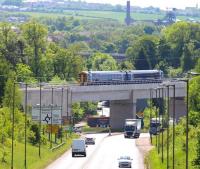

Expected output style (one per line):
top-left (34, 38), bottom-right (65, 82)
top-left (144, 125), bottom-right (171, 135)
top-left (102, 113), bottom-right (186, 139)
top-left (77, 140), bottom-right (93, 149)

top-left (71, 139), bottom-right (87, 157)
top-left (124, 119), bottom-right (141, 138)
top-left (149, 118), bottom-right (161, 135)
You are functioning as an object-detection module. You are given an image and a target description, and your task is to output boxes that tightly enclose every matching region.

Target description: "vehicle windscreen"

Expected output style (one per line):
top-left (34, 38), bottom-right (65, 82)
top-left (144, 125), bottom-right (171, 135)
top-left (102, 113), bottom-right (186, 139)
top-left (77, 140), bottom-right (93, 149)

top-left (125, 125), bottom-right (135, 130)
top-left (150, 123), bottom-right (160, 127)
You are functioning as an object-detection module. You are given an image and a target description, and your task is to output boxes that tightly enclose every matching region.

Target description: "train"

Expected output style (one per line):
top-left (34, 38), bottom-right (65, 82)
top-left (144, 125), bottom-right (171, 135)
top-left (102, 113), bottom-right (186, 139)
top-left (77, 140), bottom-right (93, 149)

top-left (79, 70), bottom-right (163, 85)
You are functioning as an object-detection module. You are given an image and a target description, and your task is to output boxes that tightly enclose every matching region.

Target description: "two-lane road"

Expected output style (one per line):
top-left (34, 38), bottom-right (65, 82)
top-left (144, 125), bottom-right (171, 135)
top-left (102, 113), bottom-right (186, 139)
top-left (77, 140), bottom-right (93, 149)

top-left (46, 133), bottom-right (144, 169)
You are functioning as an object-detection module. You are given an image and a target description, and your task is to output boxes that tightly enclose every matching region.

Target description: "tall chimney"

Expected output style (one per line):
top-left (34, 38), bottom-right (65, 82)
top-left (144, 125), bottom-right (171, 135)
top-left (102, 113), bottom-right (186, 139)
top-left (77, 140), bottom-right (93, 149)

top-left (125, 1), bottom-right (131, 25)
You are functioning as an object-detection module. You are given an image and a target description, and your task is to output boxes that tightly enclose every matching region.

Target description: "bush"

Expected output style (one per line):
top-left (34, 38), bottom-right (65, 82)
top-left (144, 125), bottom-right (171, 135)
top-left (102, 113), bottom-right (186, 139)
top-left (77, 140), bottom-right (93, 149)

top-left (29, 124), bottom-right (40, 145)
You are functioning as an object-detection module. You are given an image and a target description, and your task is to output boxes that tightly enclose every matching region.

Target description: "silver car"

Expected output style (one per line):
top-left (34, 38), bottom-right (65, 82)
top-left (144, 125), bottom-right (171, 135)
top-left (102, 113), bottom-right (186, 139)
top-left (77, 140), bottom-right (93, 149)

top-left (118, 156), bottom-right (133, 168)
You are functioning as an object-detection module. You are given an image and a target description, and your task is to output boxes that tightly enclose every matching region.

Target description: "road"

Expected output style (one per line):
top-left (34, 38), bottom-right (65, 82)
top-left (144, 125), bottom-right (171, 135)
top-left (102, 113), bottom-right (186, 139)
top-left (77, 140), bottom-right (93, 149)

top-left (46, 133), bottom-right (144, 169)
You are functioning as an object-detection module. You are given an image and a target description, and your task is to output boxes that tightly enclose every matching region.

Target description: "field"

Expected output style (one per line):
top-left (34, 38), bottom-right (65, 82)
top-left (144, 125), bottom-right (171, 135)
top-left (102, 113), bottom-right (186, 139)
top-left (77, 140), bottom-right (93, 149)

top-left (2, 9), bottom-right (200, 23)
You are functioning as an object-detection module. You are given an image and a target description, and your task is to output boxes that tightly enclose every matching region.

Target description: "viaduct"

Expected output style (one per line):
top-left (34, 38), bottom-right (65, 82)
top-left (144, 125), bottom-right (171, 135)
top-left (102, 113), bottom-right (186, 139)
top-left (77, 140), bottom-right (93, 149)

top-left (21, 81), bottom-right (186, 129)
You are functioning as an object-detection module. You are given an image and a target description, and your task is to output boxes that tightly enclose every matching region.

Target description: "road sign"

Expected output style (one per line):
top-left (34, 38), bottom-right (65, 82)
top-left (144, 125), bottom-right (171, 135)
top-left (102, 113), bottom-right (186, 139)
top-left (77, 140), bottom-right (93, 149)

top-left (47, 125), bottom-right (59, 133)
top-left (32, 105), bottom-right (62, 125)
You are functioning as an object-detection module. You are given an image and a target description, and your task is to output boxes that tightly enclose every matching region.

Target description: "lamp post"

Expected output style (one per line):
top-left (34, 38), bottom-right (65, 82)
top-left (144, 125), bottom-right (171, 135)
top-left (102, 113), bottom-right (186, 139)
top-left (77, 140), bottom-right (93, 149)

top-left (177, 79), bottom-right (189, 169)
top-left (172, 84), bottom-right (176, 169)
top-left (61, 88), bottom-right (64, 143)
top-left (39, 83), bottom-right (42, 157)
top-left (155, 88), bottom-right (158, 149)
top-left (163, 83), bottom-right (176, 169)
top-left (167, 85), bottom-right (170, 169)
top-left (183, 71), bottom-right (200, 169)
top-left (24, 83), bottom-right (28, 168)
top-left (11, 82), bottom-right (16, 169)
top-left (158, 88), bottom-right (161, 155)
top-left (50, 88), bottom-right (54, 149)
top-left (149, 88), bottom-right (153, 144)
top-left (161, 87), bottom-right (164, 163)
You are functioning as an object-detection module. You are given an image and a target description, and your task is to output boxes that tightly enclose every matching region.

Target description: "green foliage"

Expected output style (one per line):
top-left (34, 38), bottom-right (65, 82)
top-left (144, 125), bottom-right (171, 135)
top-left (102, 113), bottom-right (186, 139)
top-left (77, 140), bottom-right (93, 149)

top-left (72, 103), bottom-right (84, 122)
top-left (162, 22), bottom-right (200, 68)
top-left (195, 58), bottom-right (200, 73)
top-left (89, 52), bottom-right (117, 70)
top-left (126, 35), bottom-right (159, 70)
top-left (81, 102), bottom-right (97, 116)
top-left (181, 44), bottom-right (194, 72)
top-left (0, 58), bottom-right (11, 104)
top-left (29, 123), bottom-right (40, 145)
top-left (16, 63), bottom-right (37, 83)
top-left (147, 117), bottom-right (198, 169)
top-left (119, 61), bottom-right (134, 70)
top-left (49, 75), bottom-right (66, 84)
top-left (2, 75), bottom-right (22, 109)
top-left (168, 67), bottom-right (183, 78)
top-left (22, 20), bottom-right (48, 78)
top-left (0, 22), bottom-right (21, 66)
top-left (193, 132), bottom-right (200, 168)
top-left (189, 111), bottom-right (200, 127)
top-left (189, 76), bottom-right (200, 111)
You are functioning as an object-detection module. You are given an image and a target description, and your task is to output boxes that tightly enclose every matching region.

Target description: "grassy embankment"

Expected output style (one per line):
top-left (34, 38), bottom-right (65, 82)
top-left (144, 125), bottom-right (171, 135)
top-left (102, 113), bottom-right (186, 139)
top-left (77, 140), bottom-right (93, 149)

top-left (0, 133), bottom-right (79, 169)
top-left (145, 124), bottom-right (197, 169)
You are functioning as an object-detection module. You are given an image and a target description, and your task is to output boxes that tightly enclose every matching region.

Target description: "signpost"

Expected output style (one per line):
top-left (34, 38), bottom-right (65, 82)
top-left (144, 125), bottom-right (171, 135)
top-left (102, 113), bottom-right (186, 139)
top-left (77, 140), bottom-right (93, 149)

top-left (32, 105), bottom-right (62, 125)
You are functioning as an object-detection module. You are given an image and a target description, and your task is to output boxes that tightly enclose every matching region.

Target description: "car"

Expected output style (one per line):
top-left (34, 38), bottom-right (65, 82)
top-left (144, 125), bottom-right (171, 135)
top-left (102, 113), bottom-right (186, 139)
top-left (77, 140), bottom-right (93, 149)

top-left (118, 156), bottom-right (133, 168)
top-left (85, 137), bottom-right (95, 145)
top-left (72, 126), bottom-right (82, 133)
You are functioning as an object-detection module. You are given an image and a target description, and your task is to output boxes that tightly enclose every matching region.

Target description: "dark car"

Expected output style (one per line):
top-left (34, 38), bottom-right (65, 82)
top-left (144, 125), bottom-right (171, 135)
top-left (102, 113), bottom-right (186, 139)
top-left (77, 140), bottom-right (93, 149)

top-left (72, 127), bottom-right (82, 133)
top-left (85, 137), bottom-right (95, 145)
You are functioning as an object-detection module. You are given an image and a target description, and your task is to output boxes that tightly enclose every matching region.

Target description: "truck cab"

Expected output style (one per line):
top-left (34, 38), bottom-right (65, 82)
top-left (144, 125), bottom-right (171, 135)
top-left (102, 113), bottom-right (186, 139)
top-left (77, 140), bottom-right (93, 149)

top-left (124, 119), bottom-right (141, 138)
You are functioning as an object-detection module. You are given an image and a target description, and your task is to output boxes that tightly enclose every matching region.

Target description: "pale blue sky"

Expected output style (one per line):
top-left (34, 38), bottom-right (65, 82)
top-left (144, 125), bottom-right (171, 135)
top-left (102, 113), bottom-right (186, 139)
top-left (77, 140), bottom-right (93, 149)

top-left (79, 0), bottom-right (199, 9)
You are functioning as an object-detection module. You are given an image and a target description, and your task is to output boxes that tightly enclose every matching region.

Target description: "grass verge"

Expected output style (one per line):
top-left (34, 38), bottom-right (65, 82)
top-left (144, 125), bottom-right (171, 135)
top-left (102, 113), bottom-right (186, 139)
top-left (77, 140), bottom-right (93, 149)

top-left (0, 133), bottom-right (79, 169)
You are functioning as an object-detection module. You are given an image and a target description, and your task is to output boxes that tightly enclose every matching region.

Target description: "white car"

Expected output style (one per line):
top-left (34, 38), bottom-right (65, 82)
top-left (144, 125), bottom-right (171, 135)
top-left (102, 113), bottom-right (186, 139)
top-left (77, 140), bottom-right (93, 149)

top-left (118, 156), bottom-right (133, 168)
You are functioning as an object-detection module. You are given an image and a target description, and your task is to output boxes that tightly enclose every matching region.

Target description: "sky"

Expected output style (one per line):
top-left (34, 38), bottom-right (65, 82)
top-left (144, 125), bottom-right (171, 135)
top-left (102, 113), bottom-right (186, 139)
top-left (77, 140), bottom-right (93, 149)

top-left (79, 0), bottom-right (200, 9)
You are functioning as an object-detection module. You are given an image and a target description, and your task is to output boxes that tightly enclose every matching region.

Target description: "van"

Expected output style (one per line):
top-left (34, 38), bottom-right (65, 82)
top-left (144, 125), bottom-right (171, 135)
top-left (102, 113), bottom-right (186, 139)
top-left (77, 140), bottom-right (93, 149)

top-left (72, 139), bottom-right (87, 157)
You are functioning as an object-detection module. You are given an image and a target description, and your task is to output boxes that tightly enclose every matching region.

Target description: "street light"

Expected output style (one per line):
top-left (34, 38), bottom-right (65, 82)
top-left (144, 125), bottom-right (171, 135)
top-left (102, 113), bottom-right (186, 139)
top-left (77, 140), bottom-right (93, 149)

top-left (149, 88), bottom-right (153, 144)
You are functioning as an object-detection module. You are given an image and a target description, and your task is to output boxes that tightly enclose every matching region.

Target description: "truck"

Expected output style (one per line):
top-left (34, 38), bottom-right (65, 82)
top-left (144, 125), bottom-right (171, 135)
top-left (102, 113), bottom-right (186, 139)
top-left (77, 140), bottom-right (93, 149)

top-left (124, 119), bottom-right (141, 138)
top-left (71, 139), bottom-right (87, 157)
top-left (149, 118), bottom-right (161, 135)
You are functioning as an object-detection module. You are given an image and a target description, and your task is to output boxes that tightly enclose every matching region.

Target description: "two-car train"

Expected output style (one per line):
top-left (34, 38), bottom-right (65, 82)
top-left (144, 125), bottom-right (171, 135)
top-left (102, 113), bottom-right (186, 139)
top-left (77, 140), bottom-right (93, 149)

top-left (79, 70), bottom-right (163, 85)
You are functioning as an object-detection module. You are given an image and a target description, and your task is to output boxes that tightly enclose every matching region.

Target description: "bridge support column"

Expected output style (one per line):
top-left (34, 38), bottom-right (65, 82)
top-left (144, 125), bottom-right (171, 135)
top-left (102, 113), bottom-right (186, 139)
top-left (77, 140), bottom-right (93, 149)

top-left (169, 97), bottom-right (186, 121)
top-left (110, 100), bottom-right (136, 129)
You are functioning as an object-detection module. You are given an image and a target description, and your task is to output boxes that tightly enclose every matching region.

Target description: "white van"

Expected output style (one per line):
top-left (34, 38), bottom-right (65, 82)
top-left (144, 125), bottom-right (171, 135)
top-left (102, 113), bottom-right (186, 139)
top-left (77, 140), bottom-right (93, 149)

top-left (72, 139), bottom-right (87, 157)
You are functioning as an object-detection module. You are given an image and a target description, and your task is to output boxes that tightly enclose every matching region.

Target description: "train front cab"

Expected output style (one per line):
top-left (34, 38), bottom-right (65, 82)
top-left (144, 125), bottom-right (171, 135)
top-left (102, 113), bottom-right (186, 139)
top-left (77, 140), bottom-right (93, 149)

top-left (79, 71), bottom-right (88, 85)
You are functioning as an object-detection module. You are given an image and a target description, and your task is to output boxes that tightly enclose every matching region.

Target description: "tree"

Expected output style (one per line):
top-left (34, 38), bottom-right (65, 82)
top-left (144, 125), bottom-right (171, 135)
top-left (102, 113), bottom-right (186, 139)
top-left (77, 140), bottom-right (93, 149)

top-left (119, 61), bottom-right (134, 70)
top-left (72, 103), bottom-right (84, 122)
top-left (162, 22), bottom-right (200, 68)
top-left (0, 23), bottom-right (22, 66)
top-left (22, 21), bottom-right (48, 78)
top-left (193, 132), bottom-right (200, 167)
top-left (195, 58), bottom-right (200, 73)
top-left (90, 53), bottom-right (117, 71)
top-left (189, 76), bottom-right (200, 112)
top-left (16, 63), bottom-right (37, 83)
top-left (81, 102), bottom-right (97, 116)
top-left (0, 59), bottom-right (11, 104)
top-left (53, 47), bottom-right (85, 81)
top-left (181, 44), bottom-right (194, 72)
top-left (126, 35), bottom-right (158, 70)
top-left (2, 73), bottom-right (22, 109)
